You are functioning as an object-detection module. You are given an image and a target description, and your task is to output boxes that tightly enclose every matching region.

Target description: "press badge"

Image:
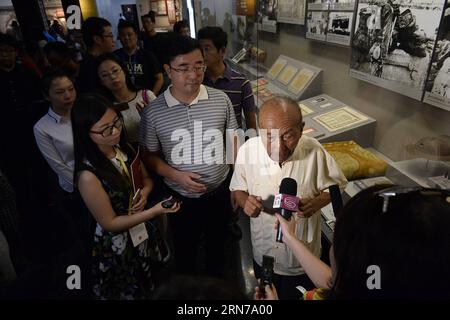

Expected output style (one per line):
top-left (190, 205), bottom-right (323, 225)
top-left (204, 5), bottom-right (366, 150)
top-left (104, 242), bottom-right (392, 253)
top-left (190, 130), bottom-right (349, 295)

top-left (129, 223), bottom-right (148, 247)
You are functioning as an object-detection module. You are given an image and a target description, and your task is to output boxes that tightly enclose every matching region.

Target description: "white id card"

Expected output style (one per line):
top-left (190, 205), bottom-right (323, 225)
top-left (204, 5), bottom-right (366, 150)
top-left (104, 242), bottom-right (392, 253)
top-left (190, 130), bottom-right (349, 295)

top-left (129, 223), bottom-right (148, 247)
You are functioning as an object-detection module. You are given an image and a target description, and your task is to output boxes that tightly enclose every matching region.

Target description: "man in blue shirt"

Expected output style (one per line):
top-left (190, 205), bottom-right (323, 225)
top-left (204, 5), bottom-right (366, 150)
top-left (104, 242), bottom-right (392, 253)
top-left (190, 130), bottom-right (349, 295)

top-left (115, 20), bottom-right (163, 95)
top-left (199, 26), bottom-right (257, 131)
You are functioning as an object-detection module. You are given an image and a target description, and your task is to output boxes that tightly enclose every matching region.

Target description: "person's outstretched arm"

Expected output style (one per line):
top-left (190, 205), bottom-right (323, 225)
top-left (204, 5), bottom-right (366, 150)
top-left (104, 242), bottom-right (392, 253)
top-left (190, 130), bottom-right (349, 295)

top-left (78, 170), bottom-right (180, 232)
top-left (276, 213), bottom-right (332, 289)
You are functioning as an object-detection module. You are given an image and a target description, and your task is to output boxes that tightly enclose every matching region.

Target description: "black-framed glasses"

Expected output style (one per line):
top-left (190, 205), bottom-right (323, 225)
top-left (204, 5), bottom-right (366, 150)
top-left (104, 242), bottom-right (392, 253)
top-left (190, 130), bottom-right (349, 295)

top-left (375, 186), bottom-right (450, 213)
top-left (170, 65), bottom-right (207, 74)
top-left (90, 117), bottom-right (123, 137)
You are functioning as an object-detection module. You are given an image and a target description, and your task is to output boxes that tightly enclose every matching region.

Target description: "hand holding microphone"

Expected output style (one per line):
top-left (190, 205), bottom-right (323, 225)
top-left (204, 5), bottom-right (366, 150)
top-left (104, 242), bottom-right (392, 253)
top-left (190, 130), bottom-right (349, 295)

top-left (273, 178), bottom-right (299, 243)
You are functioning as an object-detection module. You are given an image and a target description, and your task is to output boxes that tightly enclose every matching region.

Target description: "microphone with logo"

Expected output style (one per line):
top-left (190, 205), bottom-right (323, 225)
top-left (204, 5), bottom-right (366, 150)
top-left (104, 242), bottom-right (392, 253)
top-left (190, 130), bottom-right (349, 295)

top-left (273, 177), bottom-right (299, 243)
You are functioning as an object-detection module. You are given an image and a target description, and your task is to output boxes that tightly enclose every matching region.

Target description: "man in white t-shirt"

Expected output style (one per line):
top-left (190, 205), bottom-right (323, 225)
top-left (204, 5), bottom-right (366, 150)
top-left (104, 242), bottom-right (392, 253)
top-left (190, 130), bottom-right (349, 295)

top-left (230, 96), bottom-right (347, 300)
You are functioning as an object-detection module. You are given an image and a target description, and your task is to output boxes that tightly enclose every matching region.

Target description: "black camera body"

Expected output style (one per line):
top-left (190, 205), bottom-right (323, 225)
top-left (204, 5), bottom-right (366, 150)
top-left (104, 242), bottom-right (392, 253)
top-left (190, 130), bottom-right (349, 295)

top-left (260, 255), bottom-right (274, 296)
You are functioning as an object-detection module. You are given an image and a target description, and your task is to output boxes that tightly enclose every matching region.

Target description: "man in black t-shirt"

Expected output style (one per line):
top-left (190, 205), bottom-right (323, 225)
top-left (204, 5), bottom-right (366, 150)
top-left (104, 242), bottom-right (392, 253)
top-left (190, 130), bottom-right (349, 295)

top-left (140, 12), bottom-right (172, 68)
top-left (115, 20), bottom-right (163, 95)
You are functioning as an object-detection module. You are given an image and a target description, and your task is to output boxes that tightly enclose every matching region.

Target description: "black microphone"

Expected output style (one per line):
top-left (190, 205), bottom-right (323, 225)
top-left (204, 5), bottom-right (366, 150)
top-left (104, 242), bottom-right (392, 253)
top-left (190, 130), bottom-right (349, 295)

top-left (329, 184), bottom-right (343, 220)
top-left (275, 177), bottom-right (298, 243)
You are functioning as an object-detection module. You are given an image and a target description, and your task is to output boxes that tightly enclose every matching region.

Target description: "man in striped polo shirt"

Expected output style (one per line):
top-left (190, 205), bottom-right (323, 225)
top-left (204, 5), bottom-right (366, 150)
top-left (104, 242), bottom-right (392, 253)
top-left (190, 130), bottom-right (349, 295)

top-left (139, 36), bottom-right (238, 278)
top-left (198, 26), bottom-right (257, 131)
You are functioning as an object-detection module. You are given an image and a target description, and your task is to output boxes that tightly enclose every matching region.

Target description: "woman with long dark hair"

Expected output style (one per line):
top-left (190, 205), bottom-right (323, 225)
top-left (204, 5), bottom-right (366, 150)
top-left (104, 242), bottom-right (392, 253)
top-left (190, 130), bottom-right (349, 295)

top-left (71, 93), bottom-right (179, 299)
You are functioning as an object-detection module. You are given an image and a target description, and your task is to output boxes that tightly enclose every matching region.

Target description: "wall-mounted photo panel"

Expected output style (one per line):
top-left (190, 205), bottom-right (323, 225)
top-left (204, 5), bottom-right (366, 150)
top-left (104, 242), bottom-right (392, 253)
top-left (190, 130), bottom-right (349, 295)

top-left (308, 0), bottom-right (330, 11)
top-left (327, 11), bottom-right (353, 45)
top-left (350, 0), bottom-right (445, 101)
top-left (329, 0), bottom-right (356, 11)
top-left (257, 0), bottom-right (278, 33)
top-left (306, 11), bottom-right (329, 41)
top-left (423, 1), bottom-right (450, 111)
top-left (277, 0), bottom-right (306, 25)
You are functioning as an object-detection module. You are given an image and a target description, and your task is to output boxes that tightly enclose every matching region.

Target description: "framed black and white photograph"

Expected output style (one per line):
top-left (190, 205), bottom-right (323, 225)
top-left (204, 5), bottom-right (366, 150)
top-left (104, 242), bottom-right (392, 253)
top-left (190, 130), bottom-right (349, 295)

top-left (306, 11), bottom-right (328, 41)
top-left (350, 0), bottom-right (445, 101)
top-left (277, 0), bottom-right (306, 25)
top-left (327, 11), bottom-right (353, 45)
top-left (423, 2), bottom-right (450, 111)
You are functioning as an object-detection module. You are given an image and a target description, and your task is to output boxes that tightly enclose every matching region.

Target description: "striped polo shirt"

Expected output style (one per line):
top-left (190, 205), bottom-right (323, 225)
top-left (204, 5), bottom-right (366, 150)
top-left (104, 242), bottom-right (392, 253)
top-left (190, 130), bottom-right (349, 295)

top-left (203, 63), bottom-right (256, 129)
top-left (139, 84), bottom-right (238, 198)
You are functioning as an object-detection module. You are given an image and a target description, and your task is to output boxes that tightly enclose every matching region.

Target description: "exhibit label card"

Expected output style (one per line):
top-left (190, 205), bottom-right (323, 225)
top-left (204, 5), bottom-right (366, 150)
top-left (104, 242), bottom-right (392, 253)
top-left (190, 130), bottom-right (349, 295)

top-left (267, 58), bottom-right (288, 79)
top-left (288, 68), bottom-right (315, 94)
top-left (278, 65), bottom-right (299, 85)
top-left (350, 0), bottom-right (445, 101)
top-left (298, 103), bottom-right (315, 116)
top-left (313, 106), bottom-right (369, 132)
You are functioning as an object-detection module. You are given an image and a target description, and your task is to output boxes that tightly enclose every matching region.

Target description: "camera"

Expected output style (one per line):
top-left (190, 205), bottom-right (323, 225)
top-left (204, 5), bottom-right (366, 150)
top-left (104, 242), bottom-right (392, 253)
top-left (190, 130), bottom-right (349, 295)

top-left (259, 255), bottom-right (274, 296)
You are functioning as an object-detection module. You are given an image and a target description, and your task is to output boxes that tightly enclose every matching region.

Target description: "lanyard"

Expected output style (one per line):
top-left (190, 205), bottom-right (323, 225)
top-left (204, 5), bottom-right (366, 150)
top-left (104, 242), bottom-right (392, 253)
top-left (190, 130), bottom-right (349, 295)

top-left (114, 146), bottom-right (133, 212)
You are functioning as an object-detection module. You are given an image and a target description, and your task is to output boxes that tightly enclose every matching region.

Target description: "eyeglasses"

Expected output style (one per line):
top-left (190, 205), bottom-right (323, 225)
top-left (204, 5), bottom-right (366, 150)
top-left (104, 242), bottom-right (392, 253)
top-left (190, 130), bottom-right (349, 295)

top-left (101, 33), bottom-right (114, 38)
top-left (376, 186), bottom-right (450, 213)
top-left (170, 65), bottom-right (207, 74)
top-left (90, 117), bottom-right (123, 137)
top-left (100, 67), bottom-right (122, 80)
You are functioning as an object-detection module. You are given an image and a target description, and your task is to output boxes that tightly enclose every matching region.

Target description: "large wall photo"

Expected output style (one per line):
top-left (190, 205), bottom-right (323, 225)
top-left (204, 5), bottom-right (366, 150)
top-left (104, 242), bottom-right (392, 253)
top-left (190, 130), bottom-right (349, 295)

top-left (423, 1), bottom-right (450, 110)
top-left (350, 0), bottom-right (445, 100)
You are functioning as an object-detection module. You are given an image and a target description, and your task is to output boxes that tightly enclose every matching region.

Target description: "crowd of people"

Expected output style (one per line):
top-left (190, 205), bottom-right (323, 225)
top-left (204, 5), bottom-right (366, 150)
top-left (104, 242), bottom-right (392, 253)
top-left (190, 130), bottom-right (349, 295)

top-left (1, 10), bottom-right (449, 301)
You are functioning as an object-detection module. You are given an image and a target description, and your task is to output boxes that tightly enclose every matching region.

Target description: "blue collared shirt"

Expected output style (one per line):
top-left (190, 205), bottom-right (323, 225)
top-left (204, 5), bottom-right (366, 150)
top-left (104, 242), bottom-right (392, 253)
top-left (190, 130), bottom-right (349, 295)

top-left (203, 63), bottom-right (256, 129)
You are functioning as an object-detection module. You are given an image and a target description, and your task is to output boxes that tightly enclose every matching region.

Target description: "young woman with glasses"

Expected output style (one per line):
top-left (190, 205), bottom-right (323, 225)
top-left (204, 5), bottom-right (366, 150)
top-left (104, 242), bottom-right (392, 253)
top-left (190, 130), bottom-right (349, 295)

top-left (95, 53), bottom-right (156, 145)
top-left (71, 93), bottom-right (180, 299)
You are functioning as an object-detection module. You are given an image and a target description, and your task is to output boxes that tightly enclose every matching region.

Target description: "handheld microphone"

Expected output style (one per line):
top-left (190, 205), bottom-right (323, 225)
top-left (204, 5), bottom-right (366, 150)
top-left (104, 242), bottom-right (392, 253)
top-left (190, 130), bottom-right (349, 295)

top-left (274, 177), bottom-right (298, 243)
top-left (329, 184), bottom-right (344, 220)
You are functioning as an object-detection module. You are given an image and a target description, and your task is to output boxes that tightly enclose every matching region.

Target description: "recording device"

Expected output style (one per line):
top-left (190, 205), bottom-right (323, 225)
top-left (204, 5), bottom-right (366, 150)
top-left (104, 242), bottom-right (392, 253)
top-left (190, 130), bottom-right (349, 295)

top-left (161, 197), bottom-right (181, 209)
top-left (274, 178), bottom-right (299, 243)
top-left (329, 184), bottom-right (344, 220)
top-left (259, 255), bottom-right (274, 297)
